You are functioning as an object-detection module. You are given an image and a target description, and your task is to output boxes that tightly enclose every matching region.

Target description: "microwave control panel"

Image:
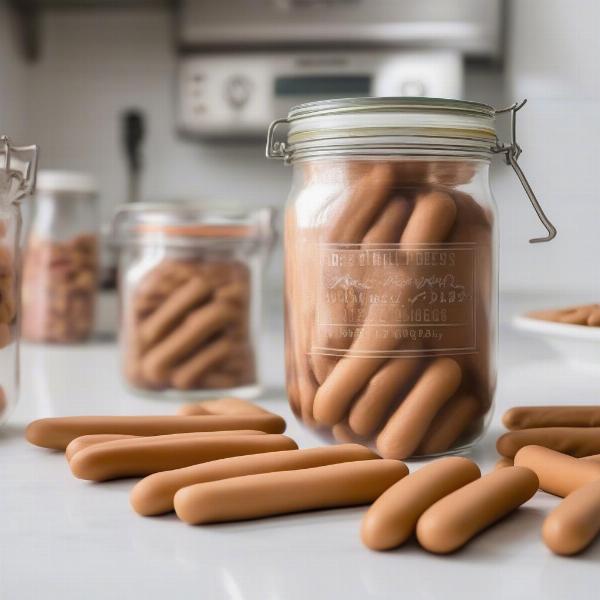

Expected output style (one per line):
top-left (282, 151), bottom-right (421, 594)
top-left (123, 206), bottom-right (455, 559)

top-left (177, 51), bottom-right (463, 138)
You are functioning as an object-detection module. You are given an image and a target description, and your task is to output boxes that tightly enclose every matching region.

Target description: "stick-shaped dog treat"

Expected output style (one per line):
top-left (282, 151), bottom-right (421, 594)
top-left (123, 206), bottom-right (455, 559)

top-left (415, 393), bottom-right (481, 456)
top-left (376, 358), bottom-right (462, 459)
top-left (69, 433), bottom-right (297, 481)
top-left (497, 428), bottom-right (600, 458)
top-left (348, 358), bottom-right (422, 437)
top-left (138, 277), bottom-right (212, 349)
top-left (174, 459), bottom-right (408, 525)
top-left (542, 479), bottom-right (600, 555)
top-left (141, 302), bottom-right (239, 386)
top-left (177, 398), bottom-right (271, 417)
top-left (503, 406), bottom-right (600, 430)
top-left (361, 457), bottom-right (480, 551)
top-left (416, 467), bottom-right (538, 554)
top-left (514, 445), bottom-right (600, 497)
top-left (26, 414), bottom-right (287, 450)
top-left (131, 443), bottom-right (378, 516)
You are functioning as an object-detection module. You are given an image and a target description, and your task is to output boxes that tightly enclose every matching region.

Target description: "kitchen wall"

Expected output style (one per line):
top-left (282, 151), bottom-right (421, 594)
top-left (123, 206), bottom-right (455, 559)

top-left (1, 1), bottom-right (598, 296)
top-left (0, 3), bottom-right (25, 138)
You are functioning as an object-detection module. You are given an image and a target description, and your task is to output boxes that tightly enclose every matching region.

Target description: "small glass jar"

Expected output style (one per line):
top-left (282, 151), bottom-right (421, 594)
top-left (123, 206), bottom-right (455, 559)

top-left (0, 137), bottom-right (38, 426)
top-left (22, 171), bottom-right (99, 343)
top-left (113, 204), bottom-right (275, 399)
top-left (268, 97), bottom-right (556, 459)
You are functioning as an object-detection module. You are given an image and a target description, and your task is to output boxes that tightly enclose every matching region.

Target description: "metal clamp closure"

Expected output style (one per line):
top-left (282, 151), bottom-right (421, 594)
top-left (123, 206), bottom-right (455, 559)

top-left (0, 135), bottom-right (39, 200)
top-left (493, 100), bottom-right (557, 243)
top-left (265, 118), bottom-right (290, 162)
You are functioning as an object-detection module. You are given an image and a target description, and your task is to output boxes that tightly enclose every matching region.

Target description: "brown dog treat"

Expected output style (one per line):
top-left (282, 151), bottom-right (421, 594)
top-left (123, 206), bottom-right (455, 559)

top-left (174, 459), bottom-right (408, 525)
top-left (503, 406), bottom-right (600, 430)
top-left (362, 196), bottom-right (413, 244)
top-left (170, 336), bottom-right (235, 390)
top-left (131, 443), bottom-right (378, 516)
top-left (177, 397), bottom-right (270, 417)
top-left (65, 434), bottom-right (138, 461)
top-left (497, 428), bottom-right (600, 458)
top-left (138, 277), bottom-right (212, 349)
top-left (416, 467), bottom-right (539, 554)
top-left (376, 358), bottom-right (462, 459)
top-left (26, 413), bottom-right (287, 450)
top-left (588, 308), bottom-right (600, 327)
top-left (361, 457), bottom-right (480, 551)
top-left (70, 433), bottom-right (297, 481)
top-left (494, 457), bottom-right (514, 469)
top-left (348, 358), bottom-right (421, 437)
top-left (514, 445), bottom-right (600, 497)
top-left (141, 303), bottom-right (239, 386)
top-left (543, 479), bottom-right (600, 555)
top-left (415, 393), bottom-right (481, 456)
top-left (65, 429), bottom-right (266, 462)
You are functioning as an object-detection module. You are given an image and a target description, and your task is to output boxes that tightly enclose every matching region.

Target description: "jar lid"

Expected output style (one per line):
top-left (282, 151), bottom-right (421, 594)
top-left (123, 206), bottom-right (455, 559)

top-left (36, 170), bottom-right (98, 196)
top-left (0, 136), bottom-right (39, 205)
top-left (269, 97), bottom-right (497, 161)
top-left (112, 203), bottom-right (276, 249)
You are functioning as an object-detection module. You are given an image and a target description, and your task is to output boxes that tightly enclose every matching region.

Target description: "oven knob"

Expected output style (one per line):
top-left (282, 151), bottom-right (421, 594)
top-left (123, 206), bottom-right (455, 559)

top-left (225, 75), bottom-right (252, 109)
top-left (401, 80), bottom-right (427, 97)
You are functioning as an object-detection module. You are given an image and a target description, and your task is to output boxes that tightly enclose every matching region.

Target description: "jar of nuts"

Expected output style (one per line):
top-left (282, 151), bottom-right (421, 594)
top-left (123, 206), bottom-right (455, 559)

top-left (268, 97), bottom-right (556, 459)
top-left (22, 171), bottom-right (99, 344)
top-left (113, 204), bottom-right (275, 398)
top-left (0, 136), bottom-right (38, 426)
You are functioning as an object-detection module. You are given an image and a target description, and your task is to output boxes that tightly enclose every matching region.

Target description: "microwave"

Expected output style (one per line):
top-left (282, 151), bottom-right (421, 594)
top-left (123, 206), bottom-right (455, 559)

top-left (177, 50), bottom-right (464, 138)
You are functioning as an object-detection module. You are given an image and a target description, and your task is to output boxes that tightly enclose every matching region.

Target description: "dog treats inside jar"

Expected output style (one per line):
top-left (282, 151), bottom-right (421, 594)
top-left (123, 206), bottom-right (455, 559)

top-left (22, 171), bottom-right (99, 343)
top-left (114, 205), bottom-right (275, 398)
top-left (269, 97), bottom-right (556, 459)
top-left (0, 137), bottom-right (39, 425)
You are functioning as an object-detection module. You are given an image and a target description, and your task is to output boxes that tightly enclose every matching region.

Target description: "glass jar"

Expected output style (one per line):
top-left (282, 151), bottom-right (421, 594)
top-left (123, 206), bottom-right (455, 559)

top-left (268, 97), bottom-right (556, 459)
top-left (113, 204), bottom-right (276, 399)
top-left (0, 137), bottom-right (38, 426)
top-left (22, 171), bottom-right (99, 343)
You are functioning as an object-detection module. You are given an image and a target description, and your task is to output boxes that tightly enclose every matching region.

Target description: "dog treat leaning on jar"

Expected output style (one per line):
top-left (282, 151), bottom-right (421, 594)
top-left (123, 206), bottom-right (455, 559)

top-left (115, 205), bottom-right (275, 398)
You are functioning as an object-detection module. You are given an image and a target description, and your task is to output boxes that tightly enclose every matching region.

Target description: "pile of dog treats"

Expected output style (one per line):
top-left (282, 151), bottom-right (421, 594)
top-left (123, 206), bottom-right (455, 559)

top-left (25, 399), bottom-right (600, 556)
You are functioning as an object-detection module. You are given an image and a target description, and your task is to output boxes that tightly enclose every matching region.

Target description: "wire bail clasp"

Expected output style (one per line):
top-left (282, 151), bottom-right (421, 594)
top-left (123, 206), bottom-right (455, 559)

top-left (0, 135), bottom-right (40, 201)
top-left (265, 118), bottom-right (290, 162)
top-left (493, 100), bottom-right (557, 243)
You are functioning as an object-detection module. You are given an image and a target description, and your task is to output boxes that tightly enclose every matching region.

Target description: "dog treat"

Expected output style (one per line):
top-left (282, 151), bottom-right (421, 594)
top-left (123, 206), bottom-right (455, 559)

top-left (503, 406), bottom-right (600, 430)
top-left (495, 457), bottom-right (514, 469)
top-left (416, 466), bottom-right (539, 554)
top-left (64, 429), bottom-right (266, 462)
top-left (542, 479), bottom-right (600, 555)
top-left (528, 304), bottom-right (600, 327)
top-left (361, 457), bottom-right (480, 551)
top-left (174, 459), bottom-right (408, 525)
top-left (26, 414), bottom-right (287, 450)
top-left (123, 257), bottom-right (256, 392)
top-left (497, 428), bottom-right (600, 458)
top-left (177, 397), bottom-right (272, 417)
top-left (65, 434), bottom-right (138, 461)
top-left (376, 358), bottom-right (462, 459)
top-left (22, 234), bottom-right (98, 343)
top-left (514, 445), bottom-right (600, 497)
top-left (416, 393), bottom-right (481, 456)
top-left (69, 433), bottom-right (296, 481)
top-left (131, 443), bottom-right (378, 516)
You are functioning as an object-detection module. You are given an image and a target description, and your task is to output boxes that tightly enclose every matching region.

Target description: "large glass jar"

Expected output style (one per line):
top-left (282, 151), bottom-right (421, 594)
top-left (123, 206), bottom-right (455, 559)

top-left (268, 98), bottom-right (556, 459)
top-left (22, 171), bottom-right (99, 343)
top-left (0, 137), bottom-right (38, 426)
top-left (114, 204), bottom-right (275, 399)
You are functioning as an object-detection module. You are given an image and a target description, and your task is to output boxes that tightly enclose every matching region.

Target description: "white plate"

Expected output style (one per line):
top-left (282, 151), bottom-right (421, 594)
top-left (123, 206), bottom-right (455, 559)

top-left (513, 314), bottom-right (600, 372)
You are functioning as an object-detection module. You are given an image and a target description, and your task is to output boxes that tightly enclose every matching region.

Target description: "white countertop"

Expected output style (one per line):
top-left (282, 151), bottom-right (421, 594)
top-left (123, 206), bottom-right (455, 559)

top-left (1, 294), bottom-right (600, 600)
